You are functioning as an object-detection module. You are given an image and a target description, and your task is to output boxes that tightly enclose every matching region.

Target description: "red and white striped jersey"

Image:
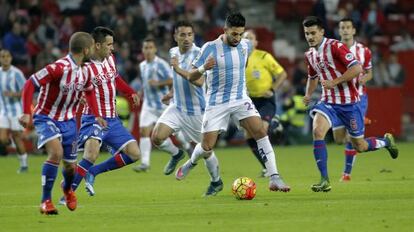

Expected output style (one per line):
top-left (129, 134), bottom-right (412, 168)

top-left (305, 38), bottom-right (360, 104)
top-left (349, 41), bottom-right (372, 96)
top-left (30, 54), bottom-right (93, 121)
top-left (83, 55), bottom-right (118, 118)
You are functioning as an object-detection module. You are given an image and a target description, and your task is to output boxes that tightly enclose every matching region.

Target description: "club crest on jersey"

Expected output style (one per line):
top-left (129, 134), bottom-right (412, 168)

top-left (345, 53), bottom-right (354, 61)
top-left (317, 60), bottom-right (330, 70)
top-left (350, 118), bottom-right (358, 130)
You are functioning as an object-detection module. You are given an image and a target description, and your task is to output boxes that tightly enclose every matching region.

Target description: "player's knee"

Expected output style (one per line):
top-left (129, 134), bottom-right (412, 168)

top-left (62, 162), bottom-right (76, 173)
top-left (351, 140), bottom-right (367, 152)
top-left (334, 137), bottom-right (346, 145)
top-left (201, 143), bottom-right (213, 152)
top-left (312, 127), bottom-right (326, 140)
top-left (151, 133), bottom-right (163, 146)
top-left (124, 143), bottom-right (141, 161)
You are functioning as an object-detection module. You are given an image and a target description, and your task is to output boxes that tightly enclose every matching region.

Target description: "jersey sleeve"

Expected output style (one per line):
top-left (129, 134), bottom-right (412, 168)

top-left (82, 66), bottom-right (94, 92)
top-left (332, 42), bottom-right (359, 68)
top-left (30, 63), bottom-right (64, 87)
top-left (305, 55), bottom-right (318, 79)
top-left (157, 59), bottom-right (173, 80)
top-left (363, 47), bottom-right (372, 70)
top-left (192, 42), bottom-right (213, 68)
top-left (15, 69), bottom-right (26, 91)
top-left (264, 53), bottom-right (285, 77)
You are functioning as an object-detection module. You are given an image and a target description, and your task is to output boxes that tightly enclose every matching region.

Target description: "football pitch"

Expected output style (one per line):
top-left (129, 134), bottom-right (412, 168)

top-left (1, 143), bottom-right (413, 232)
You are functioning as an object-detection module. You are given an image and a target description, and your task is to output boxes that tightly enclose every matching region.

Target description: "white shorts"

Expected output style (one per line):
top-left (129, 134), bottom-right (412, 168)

top-left (139, 104), bottom-right (165, 128)
top-left (157, 105), bottom-right (203, 143)
top-left (0, 115), bottom-right (23, 131)
top-left (202, 99), bottom-right (260, 133)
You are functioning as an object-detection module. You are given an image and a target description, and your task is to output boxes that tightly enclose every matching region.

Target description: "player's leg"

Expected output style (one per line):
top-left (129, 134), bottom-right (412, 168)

top-left (11, 130), bottom-right (29, 173)
top-left (333, 128), bottom-right (356, 181)
top-left (240, 115), bottom-right (290, 192)
top-left (0, 116), bottom-right (11, 145)
top-left (310, 112), bottom-right (332, 192)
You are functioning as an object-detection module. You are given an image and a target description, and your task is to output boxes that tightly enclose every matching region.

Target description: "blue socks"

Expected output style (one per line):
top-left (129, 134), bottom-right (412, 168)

top-left (313, 140), bottom-right (328, 178)
top-left (71, 159), bottom-right (94, 191)
top-left (41, 161), bottom-right (59, 202)
top-left (344, 142), bottom-right (357, 175)
top-left (88, 152), bottom-right (134, 176)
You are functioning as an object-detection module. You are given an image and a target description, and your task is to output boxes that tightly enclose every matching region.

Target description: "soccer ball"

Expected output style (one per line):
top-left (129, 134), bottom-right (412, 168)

top-left (231, 177), bottom-right (256, 200)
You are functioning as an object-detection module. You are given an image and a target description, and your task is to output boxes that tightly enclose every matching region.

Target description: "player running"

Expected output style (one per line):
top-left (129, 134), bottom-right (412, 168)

top-left (19, 32), bottom-right (105, 214)
top-left (302, 16), bottom-right (398, 192)
top-left (175, 12), bottom-right (290, 194)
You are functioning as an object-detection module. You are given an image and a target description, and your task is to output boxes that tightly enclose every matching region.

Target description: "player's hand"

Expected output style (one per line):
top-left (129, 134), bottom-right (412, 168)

top-left (359, 77), bottom-right (367, 85)
top-left (18, 114), bottom-right (31, 128)
top-left (321, 80), bottom-right (335, 89)
top-left (303, 95), bottom-right (311, 106)
top-left (170, 56), bottom-right (179, 69)
top-left (161, 92), bottom-right (173, 105)
top-left (79, 95), bottom-right (86, 105)
top-left (148, 79), bottom-right (159, 88)
top-left (95, 117), bottom-right (108, 129)
top-left (204, 56), bottom-right (216, 70)
top-left (131, 93), bottom-right (140, 107)
top-left (263, 90), bottom-right (274, 98)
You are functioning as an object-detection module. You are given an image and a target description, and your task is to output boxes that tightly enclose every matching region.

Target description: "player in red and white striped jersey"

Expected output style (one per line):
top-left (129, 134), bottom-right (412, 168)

top-left (71, 27), bottom-right (140, 197)
top-left (19, 32), bottom-right (106, 215)
top-left (302, 16), bottom-right (398, 192)
top-left (338, 18), bottom-right (374, 181)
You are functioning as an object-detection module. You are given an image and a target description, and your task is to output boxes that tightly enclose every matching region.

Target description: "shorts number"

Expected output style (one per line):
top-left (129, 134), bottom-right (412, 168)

top-left (244, 102), bottom-right (253, 111)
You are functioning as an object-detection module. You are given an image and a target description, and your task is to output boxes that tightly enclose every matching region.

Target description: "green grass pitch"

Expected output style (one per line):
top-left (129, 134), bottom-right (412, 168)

top-left (1, 143), bottom-right (413, 231)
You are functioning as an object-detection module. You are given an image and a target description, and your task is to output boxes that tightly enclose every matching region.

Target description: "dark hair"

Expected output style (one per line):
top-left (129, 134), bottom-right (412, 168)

top-left (69, 32), bottom-right (94, 54)
top-left (339, 17), bottom-right (355, 28)
top-left (91, 26), bottom-right (114, 43)
top-left (225, 12), bottom-right (246, 28)
top-left (302, 16), bottom-right (324, 29)
top-left (174, 21), bottom-right (194, 32)
top-left (143, 36), bottom-right (156, 46)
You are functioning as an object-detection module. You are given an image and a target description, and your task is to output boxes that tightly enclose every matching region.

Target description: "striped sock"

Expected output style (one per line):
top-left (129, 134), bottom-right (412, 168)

top-left (41, 160), bottom-right (59, 202)
top-left (313, 140), bottom-right (328, 178)
top-left (88, 152), bottom-right (134, 176)
top-left (344, 142), bottom-right (357, 175)
top-left (365, 137), bottom-right (388, 152)
top-left (71, 159), bottom-right (94, 191)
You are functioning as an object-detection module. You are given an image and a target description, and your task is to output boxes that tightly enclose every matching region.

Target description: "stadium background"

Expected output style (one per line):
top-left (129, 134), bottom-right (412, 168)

top-left (1, 0), bottom-right (413, 154)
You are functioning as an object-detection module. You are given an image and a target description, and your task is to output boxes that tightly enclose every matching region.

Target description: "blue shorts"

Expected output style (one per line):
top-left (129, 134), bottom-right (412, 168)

top-left (77, 115), bottom-right (135, 154)
top-left (33, 114), bottom-right (78, 162)
top-left (359, 94), bottom-right (368, 116)
top-left (251, 96), bottom-right (276, 123)
top-left (310, 102), bottom-right (365, 138)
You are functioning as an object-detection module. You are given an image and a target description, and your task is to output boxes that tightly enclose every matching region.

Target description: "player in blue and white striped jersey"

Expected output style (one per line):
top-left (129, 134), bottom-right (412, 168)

top-left (150, 21), bottom-right (220, 187)
top-left (175, 12), bottom-right (290, 194)
top-left (0, 49), bottom-right (28, 173)
top-left (134, 37), bottom-right (173, 172)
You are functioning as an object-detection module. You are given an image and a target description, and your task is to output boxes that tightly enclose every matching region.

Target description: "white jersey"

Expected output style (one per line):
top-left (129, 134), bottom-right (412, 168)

top-left (0, 66), bottom-right (25, 117)
top-left (192, 37), bottom-right (252, 108)
top-left (169, 44), bottom-right (205, 116)
top-left (139, 56), bottom-right (172, 111)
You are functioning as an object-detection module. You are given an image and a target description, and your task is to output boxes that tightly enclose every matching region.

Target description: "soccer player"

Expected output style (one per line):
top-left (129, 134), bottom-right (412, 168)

top-left (338, 18), bottom-right (373, 181)
top-left (151, 21), bottom-right (218, 186)
top-left (302, 16), bottom-right (398, 192)
top-left (175, 12), bottom-right (290, 194)
top-left (70, 27), bottom-right (141, 197)
top-left (132, 38), bottom-right (173, 172)
top-left (19, 32), bottom-right (106, 214)
top-left (0, 49), bottom-right (29, 173)
top-left (243, 30), bottom-right (287, 177)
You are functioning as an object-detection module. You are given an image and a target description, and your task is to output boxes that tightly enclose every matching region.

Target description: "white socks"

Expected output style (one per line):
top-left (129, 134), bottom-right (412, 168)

top-left (18, 153), bottom-right (28, 167)
top-left (256, 136), bottom-right (278, 176)
top-left (175, 131), bottom-right (191, 151)
top-left (140, 137), bottom-right (152, 166)
top-left (204, 152), bottom-right (220, 182)
top-left (158, 138), bottom-right (180, 156)
top-left (190, 143), bottom-right (211, 164)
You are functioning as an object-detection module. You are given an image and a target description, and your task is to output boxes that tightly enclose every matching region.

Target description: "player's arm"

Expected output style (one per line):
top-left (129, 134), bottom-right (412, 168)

top-left (115, 75), bottom-right (139, 107)
top-left (303, 57), bottom-right (318, 106)
top-left (359, 47), bottom-right (373, 85)
top-left (322, 63), bottom-right (362, 89)
top-left (161, 88), bottom-right (173, 105)
top-left (188, 56), bottom-right (215, 82)
top-left (171, 56), bottom-right (204, 87)
top-left (19, 78), bottom-right (38, 128)
top-left (359, 68), bottom-right (373, 85)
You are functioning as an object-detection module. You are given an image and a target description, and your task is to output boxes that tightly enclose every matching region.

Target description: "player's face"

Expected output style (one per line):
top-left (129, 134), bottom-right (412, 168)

top-left (243, 31), bottom-right (258, 48)
top-left (339, 21), bottom-right (355, 41)
top-left (224, 27), bottom-right (245, 47)
top-left (304, 25), bottom-right (324, 48)
top-left (142, 41), bottom-right (157, 60)
top-left (83, 42), bottom-right (95, 62)
top-left (174, 26), bottom-right (194, 51)
top-left (96, 35), bottom-right (114, 59)
top-left (0, 51), bottom-right (12, 67)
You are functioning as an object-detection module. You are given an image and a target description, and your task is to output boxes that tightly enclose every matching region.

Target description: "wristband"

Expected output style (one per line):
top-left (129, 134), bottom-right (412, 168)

top-left (197, 65), bottom-right (206, 74)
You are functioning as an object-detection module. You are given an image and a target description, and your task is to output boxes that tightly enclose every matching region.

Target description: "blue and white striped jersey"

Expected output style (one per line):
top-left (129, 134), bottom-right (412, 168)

top-left (139, 56), bottom-right (172, 110)
top-left (192, 37), bottom-right (252, 107)
top-left (0, 66), bottom-right (25, 116)
top-left (170, 44), bottom-right (205, 116)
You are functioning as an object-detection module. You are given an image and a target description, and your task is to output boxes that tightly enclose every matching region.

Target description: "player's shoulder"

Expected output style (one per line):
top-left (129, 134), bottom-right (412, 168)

top-left (10, 65), bottom-right (24, 75)
top-left (155, 55), bottom-right (169, 65)
top-left (356, 41), bottom-right (371, 52)
top-left (169, 46), bottom-right (179, 55)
